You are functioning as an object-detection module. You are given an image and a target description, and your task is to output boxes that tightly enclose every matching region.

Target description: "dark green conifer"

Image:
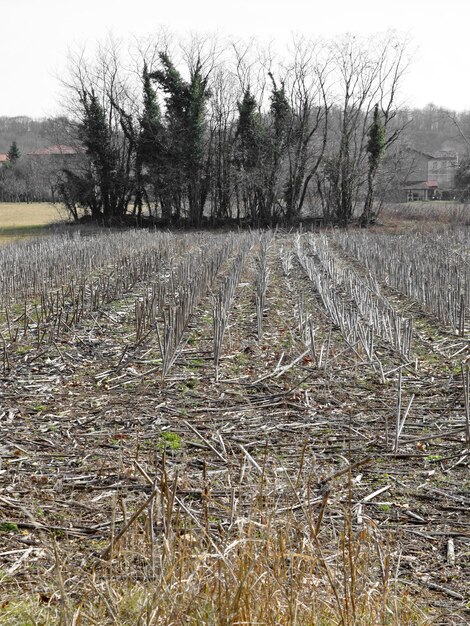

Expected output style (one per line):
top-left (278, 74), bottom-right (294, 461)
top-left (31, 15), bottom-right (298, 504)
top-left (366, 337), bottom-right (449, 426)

top-left (6, 141), bottom-right (21, 165)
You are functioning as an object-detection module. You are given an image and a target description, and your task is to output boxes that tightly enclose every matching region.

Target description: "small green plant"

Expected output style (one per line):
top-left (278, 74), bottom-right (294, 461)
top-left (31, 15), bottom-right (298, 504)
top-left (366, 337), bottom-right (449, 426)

top-left (158, 431), bottom-right (182, 452)
top-left (378, 503), bottom-right (391, 512)
top-left (426, 454), bottom-right (442, 462)
top-left (16, 344), bottom-right (33, 355)
top-left (189, 358), bottom-right (204, 368)
top-left (178, 378), bottom-right (197, 394)
top-left (234, 352), bottom-right (249, 366)
top-left (0, 522), bottom-right (19, 533)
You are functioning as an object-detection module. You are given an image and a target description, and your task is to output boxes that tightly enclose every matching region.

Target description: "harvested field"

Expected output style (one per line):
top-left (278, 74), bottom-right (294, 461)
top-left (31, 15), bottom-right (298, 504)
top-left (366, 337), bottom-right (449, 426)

top-left (0, 227), bottom-right (469, 624)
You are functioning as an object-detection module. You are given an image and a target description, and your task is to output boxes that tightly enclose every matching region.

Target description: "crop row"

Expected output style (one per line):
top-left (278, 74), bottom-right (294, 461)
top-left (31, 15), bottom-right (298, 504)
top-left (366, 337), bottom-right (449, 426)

top-left (295, 234), bottom-right (413, 365)
top-left (330, 228), bottom-right (469, 335)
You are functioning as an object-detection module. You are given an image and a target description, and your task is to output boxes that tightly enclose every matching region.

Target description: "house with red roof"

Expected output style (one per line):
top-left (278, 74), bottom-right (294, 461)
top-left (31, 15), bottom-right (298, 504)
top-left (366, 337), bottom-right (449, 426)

top-left (27, 145), bottom-right (80, 157)
top-left (403, 149), bottom-right (459, 201)
top-left (22, 145), bottom-right (84, 201)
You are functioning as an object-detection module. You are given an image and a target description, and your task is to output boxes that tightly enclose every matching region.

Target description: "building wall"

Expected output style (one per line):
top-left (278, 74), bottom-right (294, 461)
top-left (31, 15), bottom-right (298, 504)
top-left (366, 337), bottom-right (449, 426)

top-left (427, 158), bottom-right (458, 189)
top-left (406, 151), bottom-right (429, 182)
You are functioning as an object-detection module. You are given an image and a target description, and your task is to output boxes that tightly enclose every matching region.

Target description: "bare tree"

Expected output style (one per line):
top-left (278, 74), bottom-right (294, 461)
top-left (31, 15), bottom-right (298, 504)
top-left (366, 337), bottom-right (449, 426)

top-left (60, 37), bottom-right (139, 223)
top-left (207, 66), bottom-right (238, 221)
top-left (281, 36), bottom-right (330, 222)
top-left (318, 32), bottom-right (410, 225)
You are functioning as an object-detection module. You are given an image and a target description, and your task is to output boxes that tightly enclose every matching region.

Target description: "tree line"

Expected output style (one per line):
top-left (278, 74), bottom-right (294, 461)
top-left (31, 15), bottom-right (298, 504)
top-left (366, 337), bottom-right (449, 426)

top-left (5, 33), bottom-right (412, 225)
top-left (4, 38), bottom-right (470, 219)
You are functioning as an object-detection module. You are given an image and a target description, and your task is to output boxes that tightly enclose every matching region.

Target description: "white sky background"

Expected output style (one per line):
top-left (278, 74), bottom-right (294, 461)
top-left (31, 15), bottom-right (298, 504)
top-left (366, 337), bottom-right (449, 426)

top-left (1, 0), bottom-right (469, 117)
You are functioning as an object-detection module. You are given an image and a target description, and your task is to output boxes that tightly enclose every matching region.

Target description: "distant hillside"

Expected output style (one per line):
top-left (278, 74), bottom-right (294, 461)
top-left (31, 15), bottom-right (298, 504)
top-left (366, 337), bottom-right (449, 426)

top-left (1, 106), bottom-right (468, 161)
top-left (0, 116), bottom-right (64, 155)
top-left (397, 105), bottom-right (470, 155)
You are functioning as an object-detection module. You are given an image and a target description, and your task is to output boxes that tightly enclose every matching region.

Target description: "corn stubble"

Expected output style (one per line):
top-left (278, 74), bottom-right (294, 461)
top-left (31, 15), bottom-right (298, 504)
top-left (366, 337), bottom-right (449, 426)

top-left (1, 226), bottom-right (466, 624)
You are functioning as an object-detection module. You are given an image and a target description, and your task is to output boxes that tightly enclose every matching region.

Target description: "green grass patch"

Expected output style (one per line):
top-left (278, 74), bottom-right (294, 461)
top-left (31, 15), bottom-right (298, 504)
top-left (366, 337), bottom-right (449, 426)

top-left (158, 430), bottom-right (183, 451)
top-left (0, 522), bottom-right (19, 533)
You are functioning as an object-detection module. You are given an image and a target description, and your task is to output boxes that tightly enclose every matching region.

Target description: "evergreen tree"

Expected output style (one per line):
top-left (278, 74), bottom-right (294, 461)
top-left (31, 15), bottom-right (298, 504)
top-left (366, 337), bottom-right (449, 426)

top-left (75, 87), bottom-right (135, 224)
top-left (6, 140), bottom-right (21, 166)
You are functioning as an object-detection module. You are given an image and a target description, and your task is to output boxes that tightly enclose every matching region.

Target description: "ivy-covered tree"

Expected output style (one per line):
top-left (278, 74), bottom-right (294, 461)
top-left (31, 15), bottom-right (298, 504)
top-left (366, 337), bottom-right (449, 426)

top-left (135, 64), bottom-right (165, 219)
top-left (234, 88), bottom-right (264, 223)
top-left (78, 90), bottom-right (120, 221)
top-left (264, 74), bottom-right (291, 222)
top-left (186, 64), bottom-right (212, 226)
top-left (150, 52), bottom-right (211, 226)
top-left (235, 89), bottom-right (261, 168)
top-left (360, 104), bottom-right (385, 226)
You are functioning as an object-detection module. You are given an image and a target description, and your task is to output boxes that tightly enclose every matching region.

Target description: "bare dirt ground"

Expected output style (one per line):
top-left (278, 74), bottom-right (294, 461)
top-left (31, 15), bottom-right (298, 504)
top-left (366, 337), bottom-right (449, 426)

top-left (0, 229), bottom-right (468, 624)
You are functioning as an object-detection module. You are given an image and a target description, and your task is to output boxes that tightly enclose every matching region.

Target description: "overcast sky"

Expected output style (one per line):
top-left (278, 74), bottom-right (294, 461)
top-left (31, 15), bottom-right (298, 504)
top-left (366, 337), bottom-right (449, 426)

top-left (1, 0), bottom-right (468, 117)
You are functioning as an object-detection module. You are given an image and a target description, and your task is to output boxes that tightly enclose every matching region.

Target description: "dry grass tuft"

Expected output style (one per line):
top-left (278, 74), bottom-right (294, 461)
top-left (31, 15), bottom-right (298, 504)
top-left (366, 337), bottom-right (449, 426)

top-left (0, 522), bottom-right (428, 625)
top-left (0, 464), bottom-right (430, 626)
